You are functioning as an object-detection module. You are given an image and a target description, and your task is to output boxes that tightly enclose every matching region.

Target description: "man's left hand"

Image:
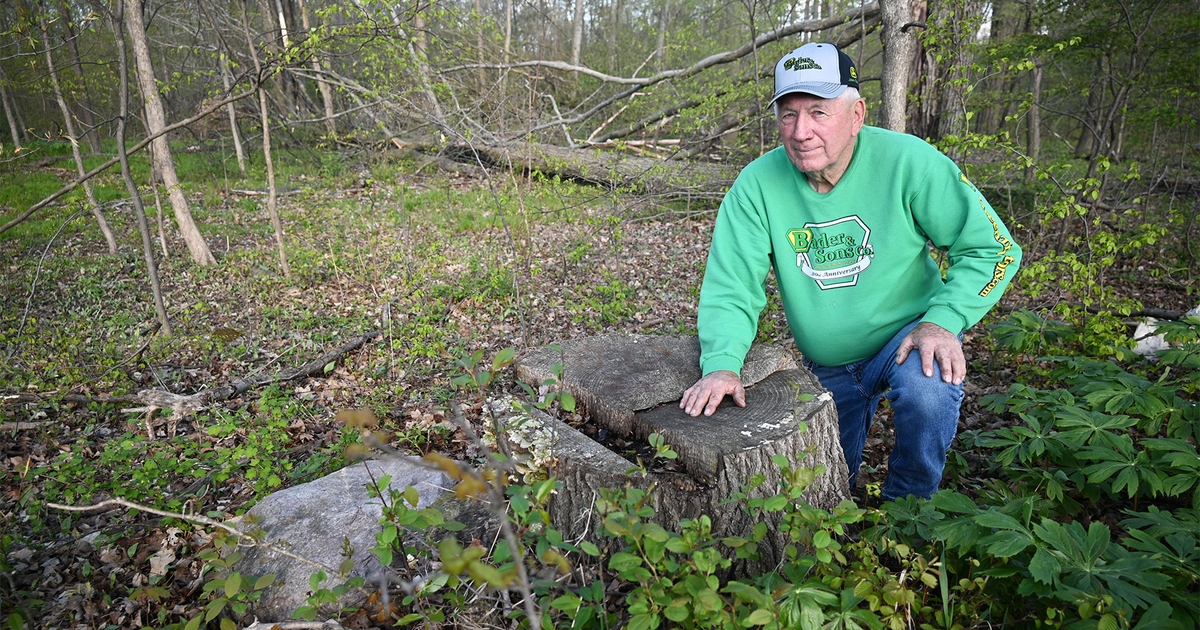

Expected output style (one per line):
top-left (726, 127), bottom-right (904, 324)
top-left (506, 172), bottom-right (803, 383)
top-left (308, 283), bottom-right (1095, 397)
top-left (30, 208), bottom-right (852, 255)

top-left (895, 322), bottom-right (965, 385)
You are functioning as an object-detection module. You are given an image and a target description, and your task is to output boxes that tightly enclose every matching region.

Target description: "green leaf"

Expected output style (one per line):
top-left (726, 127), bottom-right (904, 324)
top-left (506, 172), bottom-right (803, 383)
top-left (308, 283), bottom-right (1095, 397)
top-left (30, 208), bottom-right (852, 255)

top-left (492, 347), bottom-right (516, 370)
top-left (812, 530), bottom-right (832, 549)
top-left (627, 613), bottom-right (658, 630)
top-left (608, 551), bottom-right (642, 573)
top-left (579, 541), bottom-right (600, 556)
top-left (204, 598), bottom-right (228, 622)
top-left (930, 490), bottom-right (979, 514)
top-left (973, 509), bottom-right (1026, 531)
top-left (404, 484), bottom-right (420, 506)
top-left (1028, 547), bottom-right (1061, 584)
top-left (549, 593), bottom-right (582, 612)
top-left (762, 495), bottom-right (788, 511)
top-left (665, 602), bottom-right (691, 622)
top-left (981, 530), bottom-right (1032, 557)
top-left (253, 573), bottom-right (277, 590)
top-left (746, 608), bottom-right (775, 625)
top-left (223, 572), bottom-right (242, 598)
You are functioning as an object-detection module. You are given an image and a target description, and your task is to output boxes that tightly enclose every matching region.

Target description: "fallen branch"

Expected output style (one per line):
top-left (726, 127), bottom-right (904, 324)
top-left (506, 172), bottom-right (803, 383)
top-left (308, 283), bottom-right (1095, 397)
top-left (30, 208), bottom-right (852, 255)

top-left (0, 421), bottom-right (48, 431)
top-left (1086, 306), bottom-right (1189, 321)
top-left (59, 329), bottom-right (383, 415)
top-left (242, 622), bottom-right (347, 630)
top-left (46, 498), bottom-right (337, 576)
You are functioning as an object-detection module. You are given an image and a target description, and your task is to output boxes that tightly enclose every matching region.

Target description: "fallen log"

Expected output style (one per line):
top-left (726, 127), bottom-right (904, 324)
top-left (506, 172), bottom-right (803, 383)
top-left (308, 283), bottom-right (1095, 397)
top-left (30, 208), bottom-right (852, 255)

top-left (426, 141), bottom-right (740, 201)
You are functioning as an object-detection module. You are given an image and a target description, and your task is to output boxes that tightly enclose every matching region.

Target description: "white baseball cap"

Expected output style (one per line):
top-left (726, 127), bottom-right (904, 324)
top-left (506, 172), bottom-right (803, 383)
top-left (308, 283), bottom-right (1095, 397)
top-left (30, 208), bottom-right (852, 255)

top-left (771, 42), bottom-right (860, 104)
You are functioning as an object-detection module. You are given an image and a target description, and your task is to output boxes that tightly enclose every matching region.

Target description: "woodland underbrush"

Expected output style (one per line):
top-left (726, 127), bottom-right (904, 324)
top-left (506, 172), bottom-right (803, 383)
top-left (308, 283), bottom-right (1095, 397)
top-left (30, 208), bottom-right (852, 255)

top-left (1, 139), bottom-right (1197, 629)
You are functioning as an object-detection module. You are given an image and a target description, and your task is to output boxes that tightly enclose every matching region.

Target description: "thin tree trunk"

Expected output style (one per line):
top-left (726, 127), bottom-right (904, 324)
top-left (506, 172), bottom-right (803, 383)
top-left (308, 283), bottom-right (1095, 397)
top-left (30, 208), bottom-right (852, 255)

top-left (241, 0), bottom-right (290, 277)
top-left (1, 66), bottom-right (23, 152)
top-left (125, 0), bottom-right (216, 265)
top-left (654, 1), bottom-right (667, 72)
top-left (297, 0), bottom-right (336, 136)
top-left (572, 0), bottom-right (585, 68)
top-left (505, 0), bottom-right (513, 63)
top-left (1025, 58), bottom-right (1041, 181)
top-left (1074, 77), bottom-right (1102, 159)
top-left (58, 0), bottom-right (102, 154)
top-left (109, 0), bottom-right (171, 336)
top-left (220, 52), bottom-right (248, 173)
top-left (879, 0), bottom-right (919, 133)
top-left (152, 179), bottom-right (168, 258)
top-left (41, 12), bottom-right (118, 254)
top-left (389, 3), bottom-right (447, 130)
top-left (475, 0), bottom-right (485, 88)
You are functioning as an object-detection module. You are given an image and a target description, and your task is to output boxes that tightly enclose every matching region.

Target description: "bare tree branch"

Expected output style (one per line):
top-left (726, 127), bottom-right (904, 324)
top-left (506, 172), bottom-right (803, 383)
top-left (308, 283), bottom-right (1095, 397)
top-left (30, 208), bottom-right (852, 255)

top-left (495, 4), bottom-right (879, 142)
top-left (443, 4), bottom-right (878, 87)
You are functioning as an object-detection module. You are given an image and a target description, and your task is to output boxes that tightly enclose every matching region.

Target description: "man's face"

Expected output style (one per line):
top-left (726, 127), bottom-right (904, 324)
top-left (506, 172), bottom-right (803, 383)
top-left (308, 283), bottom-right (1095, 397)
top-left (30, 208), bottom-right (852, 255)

top-left (776, 92), bottom-right (865, 188)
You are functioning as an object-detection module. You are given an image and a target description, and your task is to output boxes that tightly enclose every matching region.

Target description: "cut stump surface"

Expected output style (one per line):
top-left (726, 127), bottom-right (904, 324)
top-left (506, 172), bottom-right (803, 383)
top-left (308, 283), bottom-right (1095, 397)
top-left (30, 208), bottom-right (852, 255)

top-left (516, 334), bottom-right (850, 569)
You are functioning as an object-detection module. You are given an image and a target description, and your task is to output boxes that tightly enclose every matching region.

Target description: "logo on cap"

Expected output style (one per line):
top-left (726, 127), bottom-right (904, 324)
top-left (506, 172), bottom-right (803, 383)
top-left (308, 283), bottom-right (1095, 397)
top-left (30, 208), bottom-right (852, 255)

top-left (783, 56), bottom-right (821, 72)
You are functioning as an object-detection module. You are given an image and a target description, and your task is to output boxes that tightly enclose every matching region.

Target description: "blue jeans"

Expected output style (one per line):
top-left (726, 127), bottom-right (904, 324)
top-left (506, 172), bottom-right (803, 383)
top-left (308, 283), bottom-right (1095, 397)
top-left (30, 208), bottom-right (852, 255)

top-left (801, 319), bottom-right (964, 500)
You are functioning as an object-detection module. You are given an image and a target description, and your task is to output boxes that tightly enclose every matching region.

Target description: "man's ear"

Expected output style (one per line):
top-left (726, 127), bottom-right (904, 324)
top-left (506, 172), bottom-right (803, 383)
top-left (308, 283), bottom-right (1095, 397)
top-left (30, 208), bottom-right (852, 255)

top-left (852, 98), bottom-right (866, 130)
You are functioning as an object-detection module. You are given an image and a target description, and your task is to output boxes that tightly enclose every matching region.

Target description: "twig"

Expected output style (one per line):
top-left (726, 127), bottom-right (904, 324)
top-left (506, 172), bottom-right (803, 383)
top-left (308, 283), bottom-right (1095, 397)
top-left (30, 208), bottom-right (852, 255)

top-left (45, 498), bottom-right (338, 575)
top-left (0, 421), bottom-right (49, 431)
top-left (242, 621), bottom-right (346, 630)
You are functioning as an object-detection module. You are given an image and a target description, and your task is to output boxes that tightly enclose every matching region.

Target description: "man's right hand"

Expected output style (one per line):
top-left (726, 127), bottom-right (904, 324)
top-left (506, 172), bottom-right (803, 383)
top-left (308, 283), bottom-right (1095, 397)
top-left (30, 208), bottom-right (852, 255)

top-left (680, 370), bottom-right (746, 417)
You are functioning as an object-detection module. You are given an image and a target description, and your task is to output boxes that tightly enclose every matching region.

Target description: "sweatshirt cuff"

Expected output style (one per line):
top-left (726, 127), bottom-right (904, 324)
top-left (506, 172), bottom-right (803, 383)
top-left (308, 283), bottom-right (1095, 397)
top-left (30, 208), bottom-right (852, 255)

top-left (921, 307), bottom-right (968, 336)
top-left (701, 355), bottom-right (744, 377)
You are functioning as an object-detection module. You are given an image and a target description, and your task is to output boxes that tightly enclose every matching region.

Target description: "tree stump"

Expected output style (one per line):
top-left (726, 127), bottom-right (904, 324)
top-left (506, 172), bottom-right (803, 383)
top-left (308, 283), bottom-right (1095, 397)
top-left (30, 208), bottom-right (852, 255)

top-left (516, 334), bottom-right (849, 569)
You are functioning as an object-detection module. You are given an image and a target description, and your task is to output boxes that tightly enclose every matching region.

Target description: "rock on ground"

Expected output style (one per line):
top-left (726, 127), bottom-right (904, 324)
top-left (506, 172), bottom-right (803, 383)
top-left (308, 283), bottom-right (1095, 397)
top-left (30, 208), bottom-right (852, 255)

top-left (229, 457), bottom-right (453, 621)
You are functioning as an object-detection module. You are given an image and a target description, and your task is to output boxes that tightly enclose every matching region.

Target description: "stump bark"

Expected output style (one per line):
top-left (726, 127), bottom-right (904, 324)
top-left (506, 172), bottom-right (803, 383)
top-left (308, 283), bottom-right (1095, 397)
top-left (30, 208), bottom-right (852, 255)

top-left (516, 334), bottom-right (850, 569)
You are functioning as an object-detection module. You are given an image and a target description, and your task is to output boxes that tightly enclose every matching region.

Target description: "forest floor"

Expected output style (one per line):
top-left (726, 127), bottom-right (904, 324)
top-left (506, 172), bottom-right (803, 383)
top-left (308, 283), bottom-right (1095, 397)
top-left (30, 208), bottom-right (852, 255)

top-left (1, 152), bottom-right (1196, 628)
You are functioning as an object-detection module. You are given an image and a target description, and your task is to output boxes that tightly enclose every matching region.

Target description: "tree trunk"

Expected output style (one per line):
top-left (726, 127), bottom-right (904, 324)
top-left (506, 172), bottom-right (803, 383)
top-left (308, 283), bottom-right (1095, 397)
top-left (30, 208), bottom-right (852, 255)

top-left (41, 12), bottom-right (118, 255)
top-left (125, 0), bottom-right (216, 265)
top-left (393, 5), bottom-right (447, 131)
top-left (571, 0), bottom-right (585, 68)
top-left (108, 0), bottom-right (171, 336)
top-left (297, 0), bottom-right (336, 137)
top-left (431, 140), bottom-right (739, 199)
top-left (220, 52), bottom-right (247, 174)
top-left (504, 0), bottom-right (513, 63)
top-left (1025, 58), bottom-right (1041, 181)
top-left (1074, 75), bottom-right (1102, 159)
top-left (58, 0), bottom-right (102, 154)
top-left (1, 65), bottom-right (23, 152)
top-left (879, 0), bottom-right (920, 133)
top-left (241, 0), bottom-right (290, 277)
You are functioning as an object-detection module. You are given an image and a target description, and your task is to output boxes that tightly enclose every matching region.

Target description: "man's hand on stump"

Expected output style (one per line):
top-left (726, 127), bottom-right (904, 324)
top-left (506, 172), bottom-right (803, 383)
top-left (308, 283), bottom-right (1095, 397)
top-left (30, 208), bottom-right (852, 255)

top-left (680, 370), bottom-right (746, 417)
top-left (895, 322), bottom-right (966, 385)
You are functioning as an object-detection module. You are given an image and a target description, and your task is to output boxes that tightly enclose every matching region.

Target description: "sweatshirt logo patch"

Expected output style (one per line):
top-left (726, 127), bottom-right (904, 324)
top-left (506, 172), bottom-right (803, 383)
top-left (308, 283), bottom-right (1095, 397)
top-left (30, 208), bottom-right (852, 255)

top-left (787, 216), bottom-right (875, 289)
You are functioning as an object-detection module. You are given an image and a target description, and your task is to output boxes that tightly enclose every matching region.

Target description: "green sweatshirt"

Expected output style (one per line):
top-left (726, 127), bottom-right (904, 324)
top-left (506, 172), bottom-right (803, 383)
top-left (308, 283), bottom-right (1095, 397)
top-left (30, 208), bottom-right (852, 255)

top-left (699, 126), bottom-right (1021, 372)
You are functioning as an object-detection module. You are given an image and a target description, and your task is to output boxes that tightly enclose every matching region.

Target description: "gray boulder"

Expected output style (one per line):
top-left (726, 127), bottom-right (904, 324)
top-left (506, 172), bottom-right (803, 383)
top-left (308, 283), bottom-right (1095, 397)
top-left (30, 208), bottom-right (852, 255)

top-left (228, 457), bottom-right (454, 621)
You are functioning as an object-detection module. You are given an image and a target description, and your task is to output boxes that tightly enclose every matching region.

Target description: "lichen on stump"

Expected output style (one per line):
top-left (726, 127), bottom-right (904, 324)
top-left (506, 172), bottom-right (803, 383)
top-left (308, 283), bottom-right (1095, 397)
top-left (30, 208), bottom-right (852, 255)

top-left (516, 334), bottom-right (850, 568)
